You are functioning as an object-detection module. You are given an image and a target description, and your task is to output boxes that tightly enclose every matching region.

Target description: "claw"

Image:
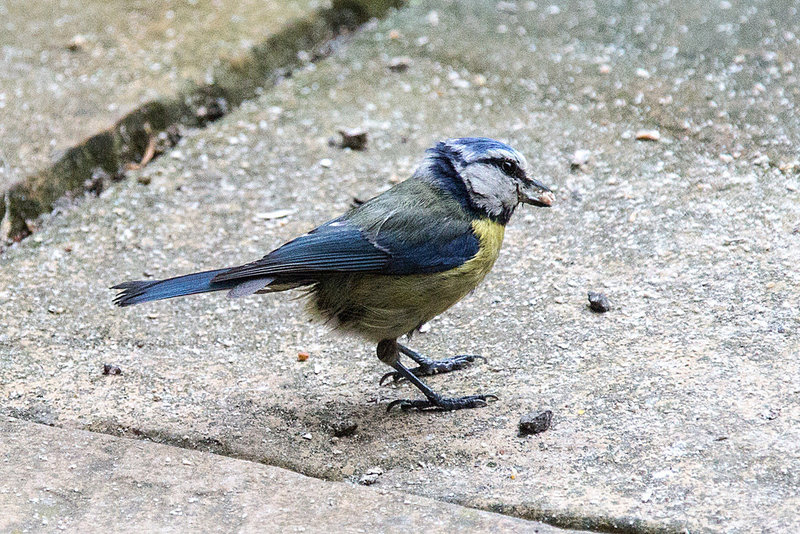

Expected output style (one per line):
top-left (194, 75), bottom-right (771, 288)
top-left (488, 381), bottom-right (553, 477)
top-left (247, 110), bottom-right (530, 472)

top-left (379, 354), bottom-right (485, 386)
top-left (386, 398), bottom-right (412, 412)
top-left (386, 394), bottom-right (498, 412)
top-left (377, 342), bottom-right (498, 413)
top-left (379, 371), bottom-right (402, 386)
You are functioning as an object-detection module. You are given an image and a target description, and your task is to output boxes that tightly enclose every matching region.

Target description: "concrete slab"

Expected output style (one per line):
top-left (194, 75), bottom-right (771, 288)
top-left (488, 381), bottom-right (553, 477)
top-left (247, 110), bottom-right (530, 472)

top-left (1, 0), bottom-right (799, 532)
top-left (0, 0), bottom-right (319, 188)
top-left (1, 417), bottom-right (567, 533)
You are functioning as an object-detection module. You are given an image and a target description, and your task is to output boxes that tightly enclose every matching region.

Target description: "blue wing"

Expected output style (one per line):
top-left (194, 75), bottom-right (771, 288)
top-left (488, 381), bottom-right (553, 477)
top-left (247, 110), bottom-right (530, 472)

top-left (213, 220), bottom-right (391, 281)
top-left (211, 216), bottom-right (479, 283)
top-left (377, 220), bottom-right (479, 274)
top-left (212, 178), bottom-right (481, 283)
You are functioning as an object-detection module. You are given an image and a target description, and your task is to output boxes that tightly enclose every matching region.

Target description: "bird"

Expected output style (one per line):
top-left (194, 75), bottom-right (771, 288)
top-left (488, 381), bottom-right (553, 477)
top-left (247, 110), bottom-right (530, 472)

top-left (112, 137), bottom-right (554, 412)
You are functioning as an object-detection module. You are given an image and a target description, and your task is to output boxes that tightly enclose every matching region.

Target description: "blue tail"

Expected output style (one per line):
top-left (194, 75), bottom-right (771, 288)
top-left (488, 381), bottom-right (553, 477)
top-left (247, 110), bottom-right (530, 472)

top-left (112, 269), bottom-right (236, 307)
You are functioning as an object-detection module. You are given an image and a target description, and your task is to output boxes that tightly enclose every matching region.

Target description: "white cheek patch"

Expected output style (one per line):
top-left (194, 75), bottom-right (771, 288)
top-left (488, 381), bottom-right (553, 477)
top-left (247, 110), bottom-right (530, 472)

top-left (462, 164), bottom-right (518, 216)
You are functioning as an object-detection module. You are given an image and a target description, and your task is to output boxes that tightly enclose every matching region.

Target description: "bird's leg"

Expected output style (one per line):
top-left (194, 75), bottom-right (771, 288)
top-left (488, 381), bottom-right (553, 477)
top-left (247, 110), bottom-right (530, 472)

top-left (376, 340), bottom-right (497, 412)
top-left (399, 343), bottom-right (485, 375)
top-left (378, 342), bottom-right (484, 385)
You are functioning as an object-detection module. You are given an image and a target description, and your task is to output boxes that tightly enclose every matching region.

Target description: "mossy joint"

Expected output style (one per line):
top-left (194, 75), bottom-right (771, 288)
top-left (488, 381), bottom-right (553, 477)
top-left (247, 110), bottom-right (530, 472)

top-left (0, 0), bottom-right (405, 243)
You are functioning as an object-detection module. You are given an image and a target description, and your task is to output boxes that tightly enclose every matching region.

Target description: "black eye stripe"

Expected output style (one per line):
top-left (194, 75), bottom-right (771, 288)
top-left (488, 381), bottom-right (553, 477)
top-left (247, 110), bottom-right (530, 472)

top-left (498, 160), bottom-right (527, 181)
top-left (476, 157), bottom-right (525, 179)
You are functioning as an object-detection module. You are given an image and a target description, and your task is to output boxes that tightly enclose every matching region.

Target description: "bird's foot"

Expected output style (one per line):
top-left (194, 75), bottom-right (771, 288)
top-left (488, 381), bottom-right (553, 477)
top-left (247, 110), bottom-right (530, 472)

top-left (386, 393), bottom-right (498, 412)
top-left (379, 354), bottom-right (484, 385)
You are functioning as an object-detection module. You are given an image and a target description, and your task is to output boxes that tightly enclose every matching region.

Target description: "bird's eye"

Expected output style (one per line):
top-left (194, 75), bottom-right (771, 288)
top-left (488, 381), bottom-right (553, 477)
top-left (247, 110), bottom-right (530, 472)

top-left (501, 161), bottom-right (516, 175)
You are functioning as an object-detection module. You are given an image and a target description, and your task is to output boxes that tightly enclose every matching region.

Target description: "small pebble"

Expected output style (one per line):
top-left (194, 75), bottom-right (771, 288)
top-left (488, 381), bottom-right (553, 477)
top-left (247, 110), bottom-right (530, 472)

top-left (331, 419), bottom-right (358, 437)
top-left (588, 291), bottom-right (611, 313)
top-left (387, 56), bottom-right (412, 72)
top-left (570, 149), bottom-right (592, 169)
top-left (359, 473), bottom-right (379, 485)
top-left (752, 153), bottom-right (770, 166)
top-left (102, 364), bottom-right (122, 376)
top-left (358, 466), bottom-right (384, 486)
top-left (337, 128), bottom-right (369, 151)
top-left (66, 34), bottom-right (88, 51)
top-left (519, 410), bottom-right (553, 436)
top-left (297, 351), bottom-right (310, 362)
top-left (319, 158), bottom-right (332, 168)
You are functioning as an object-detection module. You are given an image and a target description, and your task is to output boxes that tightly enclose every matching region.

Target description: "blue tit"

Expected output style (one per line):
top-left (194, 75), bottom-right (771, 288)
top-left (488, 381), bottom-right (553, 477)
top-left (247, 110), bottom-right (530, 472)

top-left (113, 137), bottom-right (554, 412)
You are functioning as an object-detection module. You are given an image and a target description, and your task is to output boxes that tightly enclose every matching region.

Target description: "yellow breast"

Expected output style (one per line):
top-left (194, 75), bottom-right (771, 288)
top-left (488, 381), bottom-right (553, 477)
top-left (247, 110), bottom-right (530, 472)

top-left (309, 218), bottom-right (506, 341)
top-left (452, 218), bottom-right (506, 281)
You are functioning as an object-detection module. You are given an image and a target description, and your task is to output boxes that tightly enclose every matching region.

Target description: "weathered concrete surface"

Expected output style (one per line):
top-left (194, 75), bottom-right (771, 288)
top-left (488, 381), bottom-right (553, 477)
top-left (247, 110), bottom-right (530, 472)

top-left (0, 0), bottom-right (402, 242)
top-left (1, 417), bottom-right (567, 533)
top-left (1, 0), bottom-right (799, 532)
top-left (0, 0), bottom-right (318, 188)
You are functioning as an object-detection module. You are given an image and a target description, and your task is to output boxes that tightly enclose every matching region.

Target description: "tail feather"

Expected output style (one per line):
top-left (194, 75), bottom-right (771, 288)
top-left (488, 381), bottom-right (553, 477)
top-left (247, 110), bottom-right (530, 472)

top-left (112, 269), bottom-right (235, 307)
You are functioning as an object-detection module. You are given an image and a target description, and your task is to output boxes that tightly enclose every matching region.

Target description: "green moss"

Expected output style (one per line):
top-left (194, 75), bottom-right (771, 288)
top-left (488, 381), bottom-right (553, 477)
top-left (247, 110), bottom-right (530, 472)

top-left (1, 0), bottom-right (405, 242)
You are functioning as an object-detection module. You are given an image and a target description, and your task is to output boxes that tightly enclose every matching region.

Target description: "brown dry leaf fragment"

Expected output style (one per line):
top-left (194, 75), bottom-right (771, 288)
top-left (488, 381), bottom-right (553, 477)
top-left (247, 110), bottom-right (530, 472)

top-left (635, 129), bottom-right (661, 141)
top-left (126, 135), bottom-right (157, 171)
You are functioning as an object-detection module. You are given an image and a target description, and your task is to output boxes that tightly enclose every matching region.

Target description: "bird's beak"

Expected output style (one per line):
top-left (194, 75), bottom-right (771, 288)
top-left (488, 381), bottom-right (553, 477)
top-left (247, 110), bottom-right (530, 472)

top-left (518, 178), bottom-right (555, 207)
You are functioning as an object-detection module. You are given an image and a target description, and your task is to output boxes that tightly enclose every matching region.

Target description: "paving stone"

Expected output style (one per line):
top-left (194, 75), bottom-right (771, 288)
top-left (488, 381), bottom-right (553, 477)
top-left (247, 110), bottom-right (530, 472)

top-left (1, 417), bottom-right (568, 533)
top-left (1, 0), bottom-right (799, 532)
top-left (0, 0), bottom-right (318, 188)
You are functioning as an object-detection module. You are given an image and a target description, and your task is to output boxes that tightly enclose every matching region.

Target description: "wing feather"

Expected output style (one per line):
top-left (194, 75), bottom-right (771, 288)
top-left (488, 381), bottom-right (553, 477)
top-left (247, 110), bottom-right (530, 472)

top-left (212, 221), bottom-right (389, 282)
top-left (212, 179), bottom-right (481, 283)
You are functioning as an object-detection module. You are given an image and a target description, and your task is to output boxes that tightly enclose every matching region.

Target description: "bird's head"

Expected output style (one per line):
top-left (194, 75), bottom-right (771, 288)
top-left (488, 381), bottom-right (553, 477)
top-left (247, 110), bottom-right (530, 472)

top-left (421, 137), bottom-right (554, 224)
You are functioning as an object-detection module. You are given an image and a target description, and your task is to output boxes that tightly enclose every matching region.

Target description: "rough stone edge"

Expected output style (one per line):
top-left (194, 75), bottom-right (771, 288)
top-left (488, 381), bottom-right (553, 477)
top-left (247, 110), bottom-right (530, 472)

top-left (74, 421), bottom-right (694, 534)
top-left (482, 501), bottom-right (691, 534)
top-left (2, 417), bottom-right (584, 534)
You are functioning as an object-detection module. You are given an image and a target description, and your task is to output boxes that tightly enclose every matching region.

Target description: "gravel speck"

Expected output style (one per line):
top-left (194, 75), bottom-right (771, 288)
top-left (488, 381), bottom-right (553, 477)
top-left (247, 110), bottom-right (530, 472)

top-left (387, 56), bottom-right (411, 72)
top-left (337, 128), bottom-right (368, 151)
top-left (570, 149), bottom-right (592, 169)
top-left (519, 410), bottom-right (553, 436)
top-left (358, 466), bottom-right (384, 485)
top-left (66, 34), bottom-right (88, 52)
top-left (102, 364), bottom-right (122, 376)
top-left (588, 292), bottom-right (611, 313)
top-left (330, 419), bottom-right (358, 437)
